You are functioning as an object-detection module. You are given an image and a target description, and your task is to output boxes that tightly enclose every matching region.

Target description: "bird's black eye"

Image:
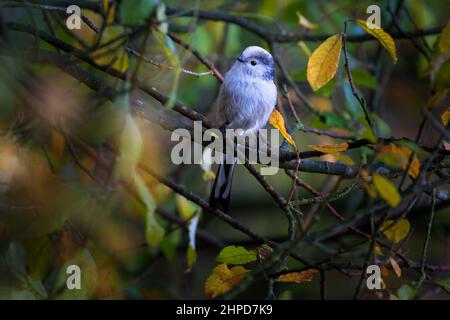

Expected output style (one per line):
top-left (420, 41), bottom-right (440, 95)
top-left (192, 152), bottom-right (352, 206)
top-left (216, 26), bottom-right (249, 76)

top-left (250, 60), bottom-right (257, 66)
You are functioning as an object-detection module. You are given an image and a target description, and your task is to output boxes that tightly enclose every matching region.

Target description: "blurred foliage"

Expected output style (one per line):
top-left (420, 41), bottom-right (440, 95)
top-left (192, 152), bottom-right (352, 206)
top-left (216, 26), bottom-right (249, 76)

top-left (0, 0), bottom-right (449, 300)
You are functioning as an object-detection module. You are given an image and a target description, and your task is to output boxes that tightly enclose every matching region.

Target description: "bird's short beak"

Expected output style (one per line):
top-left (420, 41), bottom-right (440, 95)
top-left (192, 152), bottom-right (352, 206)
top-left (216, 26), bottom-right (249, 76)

top-left (237, 56), bottom-right (244, 63)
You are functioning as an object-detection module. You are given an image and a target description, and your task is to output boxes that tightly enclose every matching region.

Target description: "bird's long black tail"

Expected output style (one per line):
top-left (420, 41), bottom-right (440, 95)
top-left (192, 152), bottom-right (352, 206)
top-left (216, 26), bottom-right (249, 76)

top-left (209, 154), bottom-right (237, 213)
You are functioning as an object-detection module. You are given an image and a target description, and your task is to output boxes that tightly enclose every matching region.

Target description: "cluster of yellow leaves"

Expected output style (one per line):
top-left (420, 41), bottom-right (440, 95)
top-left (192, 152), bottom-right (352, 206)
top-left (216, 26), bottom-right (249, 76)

top-left (204, 245), bottom-right (257, 298)
top-left (307, 34), bottom-right (342, 91)
top-left (269, 109), bottom-right (296, 146)
top-left (73, 5), bottom-right (128, 74)
top-left (204, 245), bottom-right (318, 298)
top-left (204, 264), bottom-right (250, 298)
top-left (276, 269), bottom-right (318, 283)
top-left (381, 219), bottom-right (410, 243)
top-left (378, 144), bottom-right (420, 179)
top-left (354, 20), bottom-right (397, 63)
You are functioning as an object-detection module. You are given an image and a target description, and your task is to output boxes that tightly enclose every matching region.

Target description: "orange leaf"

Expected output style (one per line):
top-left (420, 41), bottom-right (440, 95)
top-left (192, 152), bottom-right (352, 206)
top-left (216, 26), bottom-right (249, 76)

top-left (408, 156), bottom-right (420, 179)
top-left (269, 109), bottom-right (296, 146)
top-left (276, 269), bottom-right (318, 283)
top-left (308, 142), bottom-right (349, 153)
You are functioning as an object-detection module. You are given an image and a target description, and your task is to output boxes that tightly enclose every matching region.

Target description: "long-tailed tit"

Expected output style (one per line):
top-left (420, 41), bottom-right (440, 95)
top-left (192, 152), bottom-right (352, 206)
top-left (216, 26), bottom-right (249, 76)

top-left (209, 46), bottom-right (277, 212)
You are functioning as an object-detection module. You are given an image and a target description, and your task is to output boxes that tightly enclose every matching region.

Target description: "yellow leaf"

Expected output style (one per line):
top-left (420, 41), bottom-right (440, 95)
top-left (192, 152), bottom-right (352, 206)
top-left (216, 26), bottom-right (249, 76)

top-left (187, 245), bottom-right (197, 269)
top-left (176, 194), bottom-right (198, 220)
top-left (307, 34), bottom-right (342, 90)
top-left (308, 142), bottom-right (349, 153)
top-left (112, 49), bottom-right (129, 74)
top-left (441, 108), bottom-right (450, 126)
top-left (296, 11), bottom-right (318, 30)
top-left (355, 20), bottom-right (397, 63)
top-left (103, 0), bottom-right (116, 24)
top-left (381, 219), bottom-right (410, 244)
top-left (373, 174), bottom-right (401, 207)
top-left (204, 264), bottom-right (250, 298)
top-left (438, 21), bottom-right (450, 55)
top-left (276, 269), bottom-right (318, 283)
top-left (269, 109), bottom-right (296, 146)
top-left (390, 258), bottom-right (402, 277)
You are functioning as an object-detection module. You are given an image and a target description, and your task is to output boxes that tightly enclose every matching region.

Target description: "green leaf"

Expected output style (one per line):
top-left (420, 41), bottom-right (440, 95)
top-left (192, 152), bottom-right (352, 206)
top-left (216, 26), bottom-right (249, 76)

top-left (351, 68), bottom-right (378, 89)
top-left (119, 0), bottom-right (157, 26)
top-left (322, 112), bottom-right (349, 128)
top-left (371, 113), bottom-right (391, 138)
top-left (314, 78), bottom-right (336, 97)
top-left (216, 246), bottom-right (257, 265)
top-left (160, 229), bottom-right (182, 261)
top-left (397, 284), bottom-right (417, 300)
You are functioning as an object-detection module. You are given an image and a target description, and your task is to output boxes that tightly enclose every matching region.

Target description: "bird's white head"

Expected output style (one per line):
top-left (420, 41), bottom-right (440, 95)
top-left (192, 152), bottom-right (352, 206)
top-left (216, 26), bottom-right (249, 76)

top-left (233, 46), bottom-right (275, 81)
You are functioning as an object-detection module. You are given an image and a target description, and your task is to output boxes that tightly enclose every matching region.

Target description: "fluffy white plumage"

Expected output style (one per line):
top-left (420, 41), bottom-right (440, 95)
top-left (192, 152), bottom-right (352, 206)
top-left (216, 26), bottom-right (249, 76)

top-left (217, 46), bottom-right (277, 134)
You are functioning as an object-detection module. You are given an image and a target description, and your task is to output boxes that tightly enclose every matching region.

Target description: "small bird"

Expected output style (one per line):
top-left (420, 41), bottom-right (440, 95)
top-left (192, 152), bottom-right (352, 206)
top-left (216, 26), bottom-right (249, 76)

top-left (209, 46), bottom-right (277, 212)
